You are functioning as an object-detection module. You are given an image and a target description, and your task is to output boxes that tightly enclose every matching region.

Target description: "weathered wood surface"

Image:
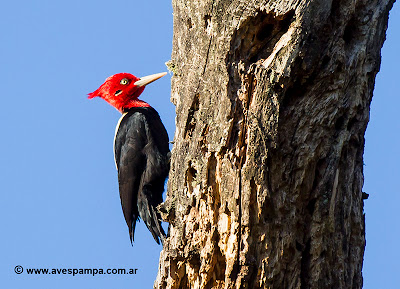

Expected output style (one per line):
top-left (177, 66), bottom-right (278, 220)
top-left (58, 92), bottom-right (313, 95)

top-left (156, 0), bottom-right (395, 288)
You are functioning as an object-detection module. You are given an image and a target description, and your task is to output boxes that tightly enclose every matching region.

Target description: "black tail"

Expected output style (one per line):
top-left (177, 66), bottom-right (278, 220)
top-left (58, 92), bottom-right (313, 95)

top-left (129, 219), bottom-right (137, 246)
top-left (137, 186), bottom-right (166, 245)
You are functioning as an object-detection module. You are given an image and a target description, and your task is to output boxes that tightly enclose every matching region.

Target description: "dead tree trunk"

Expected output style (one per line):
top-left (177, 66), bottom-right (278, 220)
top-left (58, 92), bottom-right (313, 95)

top-left (156, 0), bottom-right (395, 288)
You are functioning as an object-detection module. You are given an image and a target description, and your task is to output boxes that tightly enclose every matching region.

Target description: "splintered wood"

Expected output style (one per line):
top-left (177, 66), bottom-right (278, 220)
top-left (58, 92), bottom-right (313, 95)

top-left (156, 0), bottom-right (395, 288)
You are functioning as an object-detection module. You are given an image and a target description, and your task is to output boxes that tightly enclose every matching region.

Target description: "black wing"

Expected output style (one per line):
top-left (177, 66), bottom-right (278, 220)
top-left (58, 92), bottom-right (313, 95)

top-left (114, 107), bottom-right (169, 244)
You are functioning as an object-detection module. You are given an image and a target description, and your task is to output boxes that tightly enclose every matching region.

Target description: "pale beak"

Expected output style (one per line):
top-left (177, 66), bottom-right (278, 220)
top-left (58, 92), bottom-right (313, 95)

top-left (134, 72), bottom-right (167, 87)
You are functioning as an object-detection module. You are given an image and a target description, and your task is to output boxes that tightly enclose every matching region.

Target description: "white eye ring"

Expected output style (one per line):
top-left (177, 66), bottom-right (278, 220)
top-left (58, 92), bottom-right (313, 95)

top-left (120, 78), bottom-right (129, 85)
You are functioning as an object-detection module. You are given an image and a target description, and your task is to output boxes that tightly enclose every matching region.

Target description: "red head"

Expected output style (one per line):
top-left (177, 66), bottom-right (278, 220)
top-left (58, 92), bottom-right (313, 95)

top-left (88, 72), bottom-right (167, 112)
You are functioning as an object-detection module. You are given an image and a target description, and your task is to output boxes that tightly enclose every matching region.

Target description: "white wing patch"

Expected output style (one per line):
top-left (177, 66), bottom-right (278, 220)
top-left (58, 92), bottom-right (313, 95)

top-left (113, 112), bottom-right (129, 170)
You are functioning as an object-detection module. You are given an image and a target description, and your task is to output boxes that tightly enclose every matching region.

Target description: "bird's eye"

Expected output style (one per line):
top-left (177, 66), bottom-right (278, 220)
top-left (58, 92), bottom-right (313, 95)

top-left (120, 78), bottom-right (129, 85)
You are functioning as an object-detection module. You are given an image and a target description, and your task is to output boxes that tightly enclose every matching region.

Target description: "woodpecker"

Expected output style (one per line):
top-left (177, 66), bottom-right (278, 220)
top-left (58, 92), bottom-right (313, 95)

top-left (88, 72), bottom-right (169, 245)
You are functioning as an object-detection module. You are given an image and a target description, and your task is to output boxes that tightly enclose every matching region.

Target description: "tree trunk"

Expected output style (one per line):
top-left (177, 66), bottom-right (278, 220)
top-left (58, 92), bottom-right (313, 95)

top-left (156, 0), bottom-right (395, 288)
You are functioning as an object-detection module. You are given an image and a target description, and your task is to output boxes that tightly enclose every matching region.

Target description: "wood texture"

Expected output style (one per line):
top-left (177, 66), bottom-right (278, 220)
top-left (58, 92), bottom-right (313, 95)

top-left (156, 0), bottom-right (395, 288)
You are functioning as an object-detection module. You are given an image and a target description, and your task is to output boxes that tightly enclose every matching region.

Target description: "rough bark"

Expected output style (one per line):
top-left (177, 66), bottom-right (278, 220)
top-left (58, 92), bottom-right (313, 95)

top-left (156, 0), bottom-right (395, 288)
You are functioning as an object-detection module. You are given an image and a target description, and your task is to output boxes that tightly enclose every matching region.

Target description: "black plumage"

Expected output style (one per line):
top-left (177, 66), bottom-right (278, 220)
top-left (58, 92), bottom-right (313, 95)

top-left (114, 107), bottom-right (169, 244)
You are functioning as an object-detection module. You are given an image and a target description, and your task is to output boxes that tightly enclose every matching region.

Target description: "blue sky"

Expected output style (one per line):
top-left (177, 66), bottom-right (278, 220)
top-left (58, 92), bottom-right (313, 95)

top-left (363, 3), bottom-right (400, 288)
top-left (0, 1), bottom-right (398, 288)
